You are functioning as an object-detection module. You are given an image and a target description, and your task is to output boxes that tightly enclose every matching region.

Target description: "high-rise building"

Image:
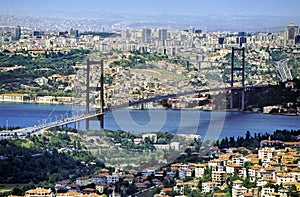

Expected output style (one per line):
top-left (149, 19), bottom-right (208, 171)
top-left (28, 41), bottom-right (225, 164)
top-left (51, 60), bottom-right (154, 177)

top-left (70, 29), bottom-right (79, 37)
top-left (121, 29), bottom-right (130, 39)
top-left (238, 32), bottom-right (246, 37)
top-left (285, 23), bottom-right (298, 42)
top-left (239, 37), bottom-right (247, 46)
top-left (14, 26), bottom-right (21, 40)
top-left (195, 29), bottom-right (202, 34)
top-left (188, 26), bottom-right (195, 34)
top-left (218, 37), bottom-right (225, 45)
top-left (33, 31), bottom-right (44, 37)
top-left (58, 30), bottom-right (68, 36)
top-left (158, 29), bottom-right (167, 41)
top-left (142, 28), bottom-right (152, 43)
top-left (295, 35), bottom-right (300, 44)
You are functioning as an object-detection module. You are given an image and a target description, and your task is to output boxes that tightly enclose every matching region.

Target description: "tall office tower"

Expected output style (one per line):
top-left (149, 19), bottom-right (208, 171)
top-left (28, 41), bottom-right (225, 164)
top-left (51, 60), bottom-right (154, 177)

top-left (121, 29), bottom-right (130, 39)
top-left (14, 26), bottom-right (21, 40)
top-left (188, 26), bottom-right (195, 34)
top-left (285, 23), bottom-right (298, 44)
top-left (218, 37), bottom-right (225, 45)
top-left (142, 28), bottom-right (152, 43)
top-left (158, 29), bottom-right (168, 41)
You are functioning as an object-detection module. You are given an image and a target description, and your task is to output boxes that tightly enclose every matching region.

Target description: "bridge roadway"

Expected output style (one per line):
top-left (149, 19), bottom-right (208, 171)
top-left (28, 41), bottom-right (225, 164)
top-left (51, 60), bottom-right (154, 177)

top-left (111, 84), bottom-right (268, 110)
top-left (0, 84), bottom-right (268, 138)
top-left (0, 111), bottom-right (103, 138)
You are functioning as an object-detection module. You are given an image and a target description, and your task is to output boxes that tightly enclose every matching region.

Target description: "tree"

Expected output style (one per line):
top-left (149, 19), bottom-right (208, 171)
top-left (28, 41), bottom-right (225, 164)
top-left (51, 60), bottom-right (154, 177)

top-left (287, 185), bottom-right (298, 197)
top-left (188, 189), bottom-right (202, 197)
top-left (183, 187), bottom-right (191, 195)
top-left (49, 173), bottom-right (63, 183)
top-left (198, 179), bottom-right (203, 191)
top-left (11, 187), bottom-right (23, 196)
top-left (126, 184), bottom-right (137, 195)
top-left (246, 131), bottom-right (251, 141)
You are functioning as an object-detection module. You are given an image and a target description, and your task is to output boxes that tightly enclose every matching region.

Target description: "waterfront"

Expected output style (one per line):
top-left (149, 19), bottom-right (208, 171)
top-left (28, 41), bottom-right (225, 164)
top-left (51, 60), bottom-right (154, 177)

top-left (0, 102), bottom-right (299, 139)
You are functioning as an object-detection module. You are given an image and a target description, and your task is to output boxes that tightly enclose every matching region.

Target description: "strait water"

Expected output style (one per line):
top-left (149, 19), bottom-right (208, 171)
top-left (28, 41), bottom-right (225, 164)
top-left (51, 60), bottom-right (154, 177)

top-left (0, 102), bottom-right (299, 139)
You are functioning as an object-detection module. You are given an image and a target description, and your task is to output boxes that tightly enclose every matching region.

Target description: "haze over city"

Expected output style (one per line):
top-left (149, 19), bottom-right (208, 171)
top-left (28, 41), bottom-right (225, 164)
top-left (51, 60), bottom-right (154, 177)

top-left (0, 0), bottom-right (300, 32)
top-left (0, 0), bottom-right (299, 16)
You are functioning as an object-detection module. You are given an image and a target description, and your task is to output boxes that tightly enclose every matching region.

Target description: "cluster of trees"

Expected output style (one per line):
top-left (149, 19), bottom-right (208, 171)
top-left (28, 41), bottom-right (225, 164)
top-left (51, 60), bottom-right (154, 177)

top-left (245, 81), bottom-right (300, 109)
top-left (0, 131), bottom-right (104, 186)
top-left (103, 130), bottom-right (175, 151)
top-left (0, 49), bottom-right (90, 95)
top-left (216, 129), bottom-right (300, 151)
top-left (155, 129), bottom-right (300, 168)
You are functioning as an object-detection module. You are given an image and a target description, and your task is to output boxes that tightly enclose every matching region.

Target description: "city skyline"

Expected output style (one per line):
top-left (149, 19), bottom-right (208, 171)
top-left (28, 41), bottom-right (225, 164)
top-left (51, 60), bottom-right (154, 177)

top-left (0, 0), bottom-right (299, 17)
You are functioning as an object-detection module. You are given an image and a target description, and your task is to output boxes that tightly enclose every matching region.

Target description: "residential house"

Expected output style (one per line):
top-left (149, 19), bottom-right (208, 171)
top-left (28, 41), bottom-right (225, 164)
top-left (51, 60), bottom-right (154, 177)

top-left (142, 167), bottom-right (156, 177)
top-left (76, 177), bottom-right (89, 186)
top-left (258, 147), bottom-right (278, 162)
top-left (202, 182), bottom-right (217, 193)
top-left (209, 159), bottom-right (224, 168)
top-left (55, 180), bottom-right (69, 191)
top-left (82, 188), bottom-right (96, 194)
top-left (92, 173), bottom-right (108, 184)
top-left (228, 153), bottom-right (245, 166)
top-left (213, 193), bottom-right (226, 197)
top-left (56, 192), bottom-right (82, 197)
top-left (135, 183), bottom-right (147, 193)
top-left (261, 187), bottom-right (276, 197)
top-left (0, 93), bottom-right (28, 102)
top-left (194, 163), bottom-right (207, 178)
top-left (106, 174), bottom-right (119, 184)
top-left (226, 164), bottom-right (242, 174)
top-left (178, 168), bottom-right (192, 179)
top-left (212, 171), bottom-right (227, 185)
top-left (248, 165), bottom-right (261, 182)
top-left (276, 173), bottom-right (295, 185)
top-left (160, 187), bottom-right (173, 195)
top-left (25, 188), bottom-right (54, 197)
top-left (95, 183), bottom-right (107, 194)
top-left (232, 185), bottom-right (247, 197)
top-left (260, 167), bottom-right (276, 180)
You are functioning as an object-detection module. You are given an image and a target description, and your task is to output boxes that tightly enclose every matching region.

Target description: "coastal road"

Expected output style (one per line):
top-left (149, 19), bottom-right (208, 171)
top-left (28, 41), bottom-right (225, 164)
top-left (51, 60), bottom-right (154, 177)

top-left (275, 59), bottom-right (292, 82)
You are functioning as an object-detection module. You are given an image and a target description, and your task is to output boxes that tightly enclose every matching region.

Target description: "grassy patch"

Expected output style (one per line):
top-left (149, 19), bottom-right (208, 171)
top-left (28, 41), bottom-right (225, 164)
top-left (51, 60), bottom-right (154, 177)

top-left (0, 184), bottom-right (26, 192)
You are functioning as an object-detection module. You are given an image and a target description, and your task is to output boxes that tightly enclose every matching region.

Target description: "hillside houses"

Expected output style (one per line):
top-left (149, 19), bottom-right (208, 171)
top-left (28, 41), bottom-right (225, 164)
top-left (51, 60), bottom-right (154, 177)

top-left (7, 138), bottom-right (300, 197)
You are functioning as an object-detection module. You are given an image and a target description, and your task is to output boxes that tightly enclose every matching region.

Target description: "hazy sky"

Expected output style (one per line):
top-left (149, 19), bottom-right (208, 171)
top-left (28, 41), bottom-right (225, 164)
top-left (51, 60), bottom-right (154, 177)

top-left (0, 0), bottom-right (299, 16)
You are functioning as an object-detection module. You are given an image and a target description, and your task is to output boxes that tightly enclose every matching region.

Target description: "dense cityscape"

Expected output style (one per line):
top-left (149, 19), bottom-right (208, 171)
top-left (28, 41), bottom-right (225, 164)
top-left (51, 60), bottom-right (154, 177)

top-left (0, 18), bottom-right (299, 113)
top-left (0, 1), bottom-right (300, 197)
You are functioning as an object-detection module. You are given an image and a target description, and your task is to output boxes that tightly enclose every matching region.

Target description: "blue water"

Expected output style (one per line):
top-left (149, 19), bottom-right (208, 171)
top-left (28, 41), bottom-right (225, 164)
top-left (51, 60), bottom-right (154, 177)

top-left (0, 102), bottom-right (299, 139)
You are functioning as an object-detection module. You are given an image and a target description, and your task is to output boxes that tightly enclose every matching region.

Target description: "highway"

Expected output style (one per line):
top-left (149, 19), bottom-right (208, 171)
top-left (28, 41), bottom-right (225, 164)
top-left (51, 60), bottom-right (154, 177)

top-left (275, 59), bottom-right (292, 82)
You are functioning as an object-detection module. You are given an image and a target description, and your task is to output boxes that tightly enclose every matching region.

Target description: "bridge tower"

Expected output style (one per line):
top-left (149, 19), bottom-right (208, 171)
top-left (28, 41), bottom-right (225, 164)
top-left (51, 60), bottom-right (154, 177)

top-left (85, 58), bottom-right (105, 130)
top-left (230, 47), bottom-right (245, 110)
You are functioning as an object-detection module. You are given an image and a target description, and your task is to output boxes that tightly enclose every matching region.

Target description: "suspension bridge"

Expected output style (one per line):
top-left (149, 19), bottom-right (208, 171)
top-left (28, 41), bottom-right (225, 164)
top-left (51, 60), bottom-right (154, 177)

top-left (0, 47), bottom-right (273, 138)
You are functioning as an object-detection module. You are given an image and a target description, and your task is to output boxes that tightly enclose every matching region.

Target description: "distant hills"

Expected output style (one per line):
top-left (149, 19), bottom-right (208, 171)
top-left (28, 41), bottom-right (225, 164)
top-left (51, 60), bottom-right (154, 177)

top-left (0, 10), bottom-right (300, 32)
